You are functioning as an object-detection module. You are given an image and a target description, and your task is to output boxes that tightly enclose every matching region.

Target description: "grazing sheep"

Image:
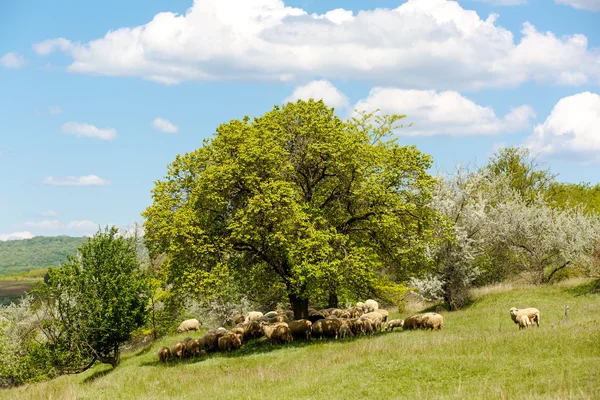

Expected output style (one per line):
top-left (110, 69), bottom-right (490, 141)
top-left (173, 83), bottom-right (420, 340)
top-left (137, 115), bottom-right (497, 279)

top-left (385, 319), bottom-right (404, 332)
top-left (264, 311), bottom-right (278, 318)
top-left (172, 342), bottom-right (185, 359)
top-left (339, 325), bottom-right (354, 339)
top-left (308, 312), bottom-right (326, 324)
top-left (312, 318), bottom-right (342, 339)
top-left (402, 314), bottom-right (422, 331)
top-left (362, 319), bottom-right (374, 335)
top-left (364, 299), bottom-right (379, 313)
top-left (360, 312), bottom-right (384, 332)
top-left (232, 323), bottom-right (247, 337)
top-left (218, 332), bottom-right (242, 352)
top-left (518, 314), bottom-right (531, 330)
top-left (509, 307), bottom-right (540, 328)
top-left (288, 319), bottom-right (312, 340)
top-left (245, 311), bottom-right (264, 323)
top-left (356, 302), bottom-right (365, 309)
top-left (188, 339), bottom-right (204, 357)
top-left (420, 313), bottom-right (444, 331)
top-left (376, 309), bottom-right (389, 322)
top-left (350, 306), bottom-right (363, 318)
top-left (261, 322), bottom-right (292, 344)
top-left (177, 318), bottom-right (200, 333)
top-left (244, 320), bottom-right (264, 340)
top-left (233, 313), bottom-right (246, 325)
top-left (158, 346), bottom-right (171, 363)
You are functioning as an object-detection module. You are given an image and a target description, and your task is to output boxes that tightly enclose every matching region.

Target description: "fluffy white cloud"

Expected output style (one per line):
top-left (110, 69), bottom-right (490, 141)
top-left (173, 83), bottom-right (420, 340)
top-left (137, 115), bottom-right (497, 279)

top-left (32, 0), bottom-right (600, 90)
top-left (152, 118), bottom-right (179, 134)
top-left (0, 231), bottom-right (34, 241)
top-left (524, 92), bottom-right (600, 163)
top-left (60, 122), bottom-right (117, 140)
top-left (42, 175), bottom-right (111, 186)
top-left (284, 80), bottom-right (350, 109)
top-left (353, 87), bottom-right (535, 136)
top-left (555, 0), bottom-right (600, 11)
top-left (0, 52), bottom-right (26, 69)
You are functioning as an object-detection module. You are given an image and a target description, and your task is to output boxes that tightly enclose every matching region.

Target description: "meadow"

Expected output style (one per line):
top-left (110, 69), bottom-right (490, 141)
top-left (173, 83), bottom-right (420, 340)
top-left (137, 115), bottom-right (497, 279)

top-left (2, 279), bottom-right (599, 400)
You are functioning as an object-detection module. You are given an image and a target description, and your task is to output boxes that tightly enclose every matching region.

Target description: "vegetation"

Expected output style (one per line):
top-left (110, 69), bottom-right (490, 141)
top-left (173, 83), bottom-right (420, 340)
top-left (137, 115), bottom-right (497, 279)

top-left (2, 280), bottom-right (598, 399)
top-left (0, 236), bottom-right (85, 276)
top-left (143, 100), bottom-right (437, 318)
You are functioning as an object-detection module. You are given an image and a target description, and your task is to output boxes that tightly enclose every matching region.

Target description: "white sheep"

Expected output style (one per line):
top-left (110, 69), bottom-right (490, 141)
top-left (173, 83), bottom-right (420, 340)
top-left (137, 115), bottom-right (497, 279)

top-left (518, 314), bottom-right (531, 330)
top-left (176, 318), bottom-right (200, 333)
top-left (245, 311), bottom-right (264, 323)
top-left (509, 307), bottom-right (540, 328)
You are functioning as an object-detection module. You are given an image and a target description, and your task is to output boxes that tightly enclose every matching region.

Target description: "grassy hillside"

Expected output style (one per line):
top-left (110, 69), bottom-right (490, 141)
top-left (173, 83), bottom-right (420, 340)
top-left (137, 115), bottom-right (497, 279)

top-left (0, 236), bottom-right (85, 276)
top-left (2, 279), bottom-right (599, 399)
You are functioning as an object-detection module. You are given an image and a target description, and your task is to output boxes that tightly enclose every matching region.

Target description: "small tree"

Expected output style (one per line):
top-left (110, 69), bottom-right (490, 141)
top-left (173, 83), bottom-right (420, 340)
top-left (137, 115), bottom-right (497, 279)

top-left (41, 226), bottom-right (149, 370)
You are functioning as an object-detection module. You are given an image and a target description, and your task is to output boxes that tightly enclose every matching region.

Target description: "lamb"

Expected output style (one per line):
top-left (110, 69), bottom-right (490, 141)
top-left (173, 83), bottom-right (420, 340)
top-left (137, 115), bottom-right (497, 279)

top-left (245, 311), bottom-right (264, 323)
top-left (339, 325), bottom-right (354, 339)
top-left (288, 319), bottom-right (312, 340)
top-left (385, 319), bottom-right (404, 332)
top-left (177, 318), bottom-right (200, 333)
top-left (509, 307), bottom-right (540, 328)
top-left (158, 346), bottom-right (171, 363)
top-left (172, 342), bottom-right (185, 359)
top-left (518, 314), bottom-right (531, 330)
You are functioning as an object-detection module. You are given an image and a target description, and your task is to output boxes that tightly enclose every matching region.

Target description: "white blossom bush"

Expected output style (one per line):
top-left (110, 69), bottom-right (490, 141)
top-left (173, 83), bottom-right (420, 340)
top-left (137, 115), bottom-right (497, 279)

top-left (408, 274), bottom-right (444, 302)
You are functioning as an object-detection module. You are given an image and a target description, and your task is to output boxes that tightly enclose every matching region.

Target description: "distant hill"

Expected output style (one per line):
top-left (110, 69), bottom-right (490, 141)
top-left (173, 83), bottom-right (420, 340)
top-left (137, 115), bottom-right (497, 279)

top-left (0, 236), bottom-right (86, 275)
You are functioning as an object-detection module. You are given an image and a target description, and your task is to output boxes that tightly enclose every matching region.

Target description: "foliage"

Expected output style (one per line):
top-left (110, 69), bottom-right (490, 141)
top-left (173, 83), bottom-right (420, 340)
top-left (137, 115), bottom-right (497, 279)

top-left (38, 226), bottom-right (149, 370)
top-left (0, 236), bottom-right (85, 276)
top-left (485, 146), bottom-right (555, 204)
top-left (547, 181), bottom-right (600, 215)
top-left (143, 100), bottom-right (437, 318)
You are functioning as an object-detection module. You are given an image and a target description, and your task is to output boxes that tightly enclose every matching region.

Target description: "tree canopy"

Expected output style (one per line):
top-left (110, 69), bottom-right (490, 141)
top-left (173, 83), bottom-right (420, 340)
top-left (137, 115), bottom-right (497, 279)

top-left (143, 100), bottom-right (438, 318)
top-left (37, 226), bottom-right (149, 369)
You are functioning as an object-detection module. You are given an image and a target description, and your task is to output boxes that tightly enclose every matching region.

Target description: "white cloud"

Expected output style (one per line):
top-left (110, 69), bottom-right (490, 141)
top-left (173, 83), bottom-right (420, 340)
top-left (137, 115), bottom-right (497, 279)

top-left (524, 92), bottom-right (600, 163)
top-left (353, 87), bottom-right (535, 136)
top-left (42, 175), bottom-right (111, 186)
top-left (284, 80), bottom-right (350, 109)
top-left (31, 0), bottom-right (600, 90)
top-left (60, 122), bottom-right (117, 140)
top-left (555, 0), bottom-right (600, 11)
top-left (0, 52), bottom-right (26, 69)
top-left (40, 210), bottom-right (59, 217)
top-left (0, 231), bottom-right (34, 241)
top-left (48, 106), bottom-right (63, 115)
top-left (152, 118), bottom-right (179, 134)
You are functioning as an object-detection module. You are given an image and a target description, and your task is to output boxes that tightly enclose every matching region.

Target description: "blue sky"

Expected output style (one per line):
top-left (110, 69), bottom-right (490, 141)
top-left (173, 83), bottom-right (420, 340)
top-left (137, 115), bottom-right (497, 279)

top-left (1, 0), bottom-right (599, 239)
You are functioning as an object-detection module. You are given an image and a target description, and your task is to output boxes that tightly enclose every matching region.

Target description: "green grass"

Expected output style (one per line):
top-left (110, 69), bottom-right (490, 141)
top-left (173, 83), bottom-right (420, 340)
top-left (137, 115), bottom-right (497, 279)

top-left (2, 279), bottom-right (599, 399)
top-left (0, 268), bottom-right (46, 304)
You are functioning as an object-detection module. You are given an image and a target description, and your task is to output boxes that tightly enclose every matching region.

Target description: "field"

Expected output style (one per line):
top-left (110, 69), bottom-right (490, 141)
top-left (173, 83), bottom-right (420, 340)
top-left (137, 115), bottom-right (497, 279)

top-left (2, 279), bottom-right (599, 400)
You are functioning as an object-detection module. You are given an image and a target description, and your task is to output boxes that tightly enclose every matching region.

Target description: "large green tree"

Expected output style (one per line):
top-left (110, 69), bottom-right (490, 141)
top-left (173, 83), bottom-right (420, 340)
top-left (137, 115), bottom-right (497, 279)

top-left (38, 226), bottom-right (149, 369)
top-left (143, 100), bottom-right (437, 318)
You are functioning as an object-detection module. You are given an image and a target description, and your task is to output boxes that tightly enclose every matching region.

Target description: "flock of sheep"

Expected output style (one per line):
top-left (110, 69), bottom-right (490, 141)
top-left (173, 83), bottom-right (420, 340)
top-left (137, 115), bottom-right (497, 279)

top-left (157, 301), bottom-right (540, 362)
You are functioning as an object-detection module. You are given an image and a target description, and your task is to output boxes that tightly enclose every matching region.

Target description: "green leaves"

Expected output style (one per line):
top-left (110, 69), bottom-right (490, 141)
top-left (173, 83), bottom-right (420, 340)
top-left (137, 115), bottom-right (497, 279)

top-left (143, 100), bottom-right (437, 313)
top-left (42, 226), bottom-right (149, 369)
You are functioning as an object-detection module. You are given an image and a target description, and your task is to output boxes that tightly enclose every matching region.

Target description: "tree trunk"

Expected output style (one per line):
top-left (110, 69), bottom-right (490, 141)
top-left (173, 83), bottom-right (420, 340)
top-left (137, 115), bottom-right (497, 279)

top-left (288, 292), bottom-right (309, 320)
top-left (327, 292), bottom-right (339, 309)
